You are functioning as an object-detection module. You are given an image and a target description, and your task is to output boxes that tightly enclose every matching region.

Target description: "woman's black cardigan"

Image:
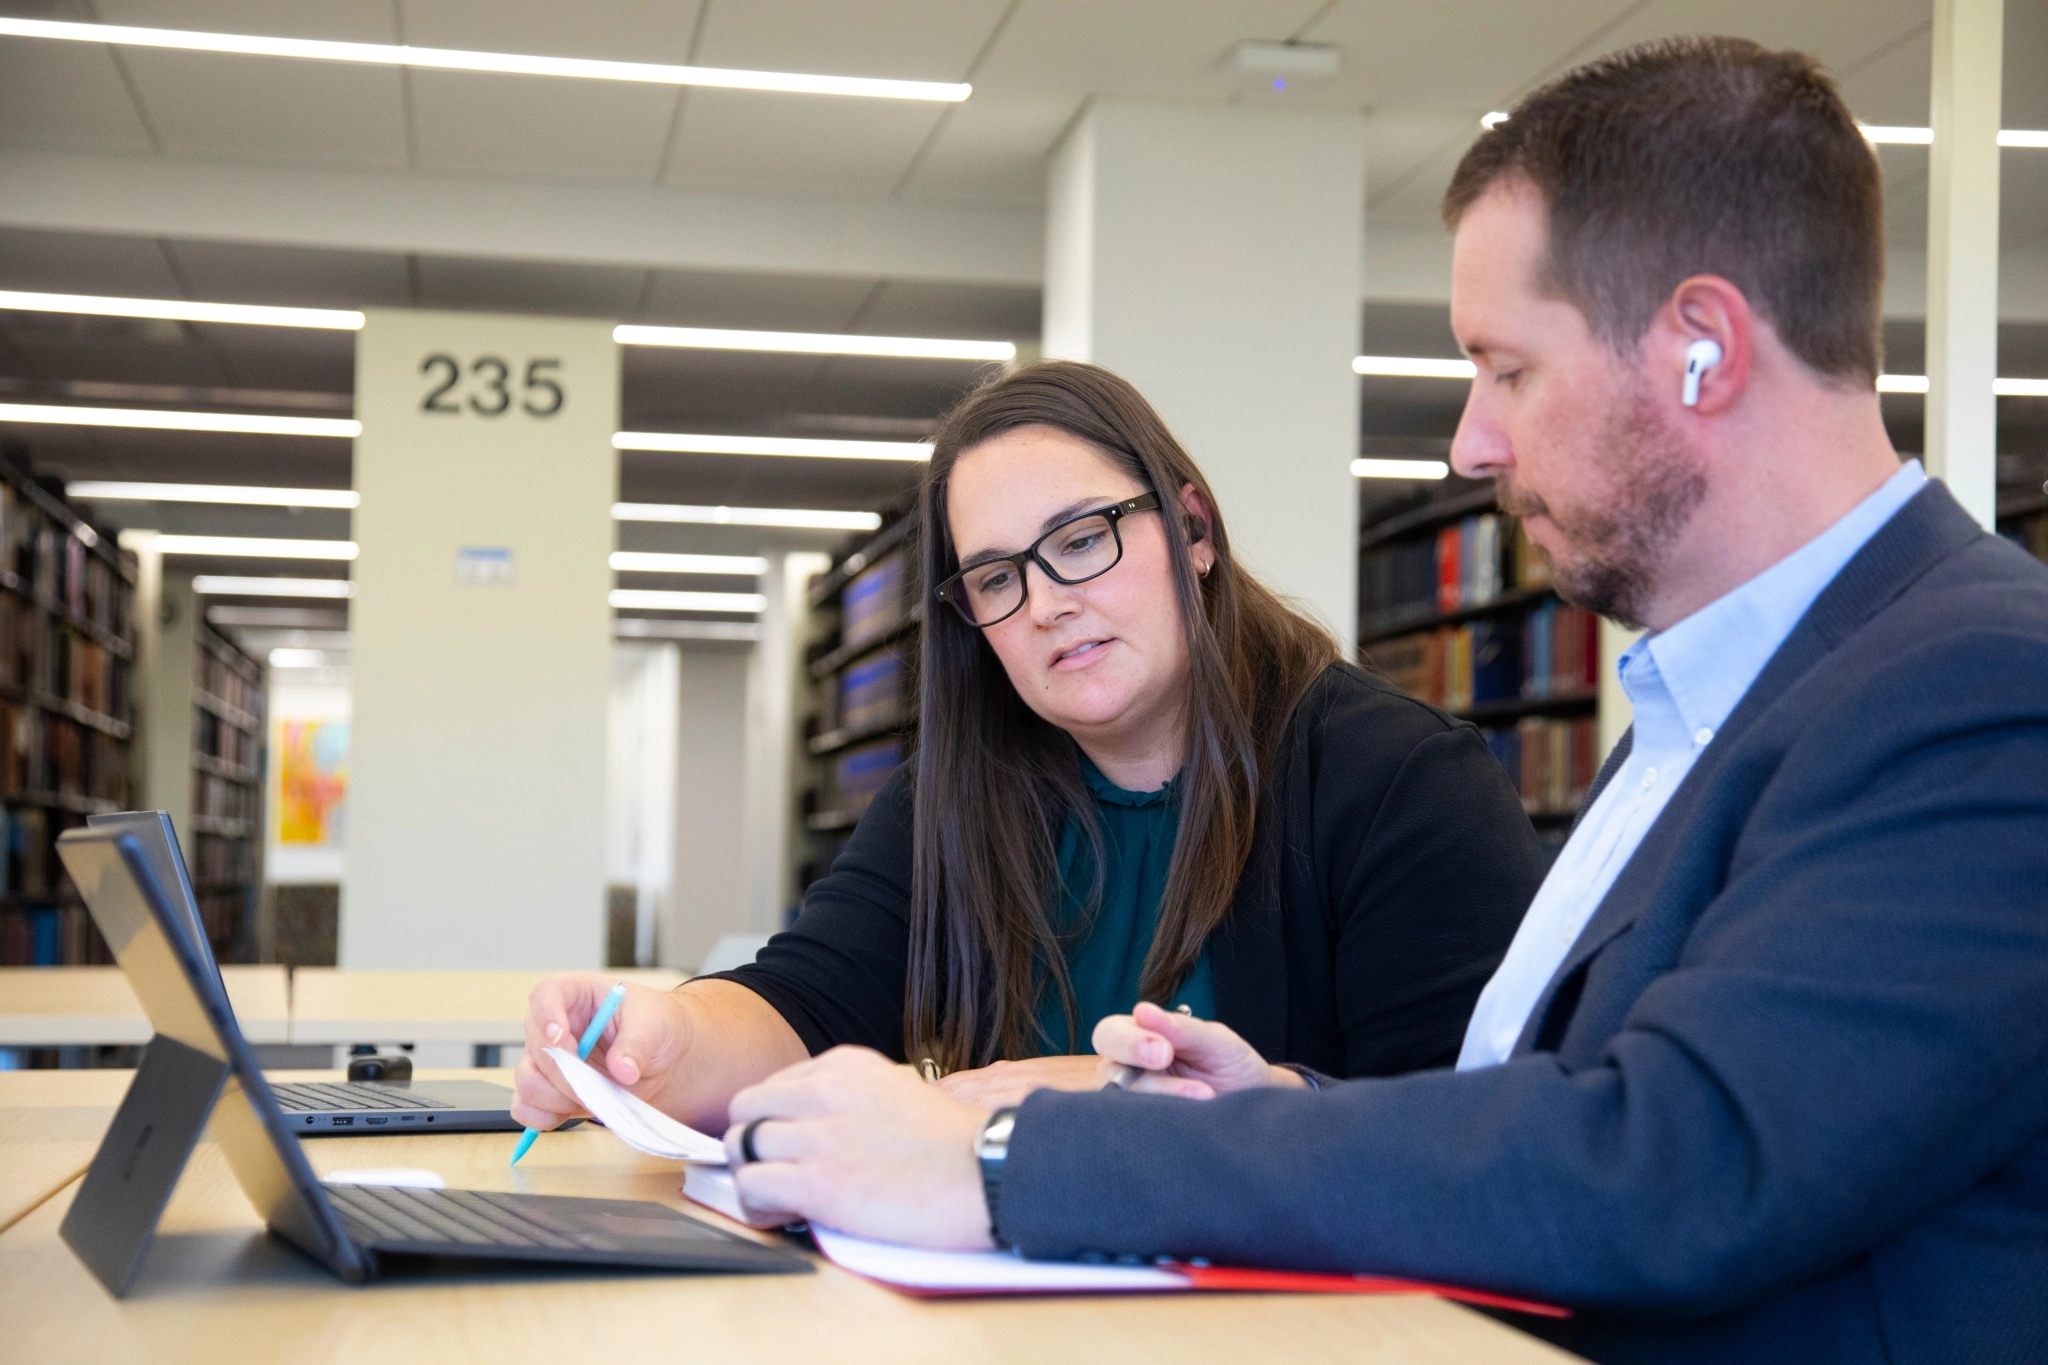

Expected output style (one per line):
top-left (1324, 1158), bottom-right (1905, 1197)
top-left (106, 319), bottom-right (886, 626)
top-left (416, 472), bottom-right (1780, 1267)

top-left (716, 662), bottom-right (1548, 1078)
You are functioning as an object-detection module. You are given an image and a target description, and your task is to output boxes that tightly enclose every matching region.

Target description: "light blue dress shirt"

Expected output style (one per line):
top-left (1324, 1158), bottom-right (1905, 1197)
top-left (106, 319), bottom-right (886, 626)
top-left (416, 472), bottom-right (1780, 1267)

top-left (1456, 460), bottom-right (1929, 1070)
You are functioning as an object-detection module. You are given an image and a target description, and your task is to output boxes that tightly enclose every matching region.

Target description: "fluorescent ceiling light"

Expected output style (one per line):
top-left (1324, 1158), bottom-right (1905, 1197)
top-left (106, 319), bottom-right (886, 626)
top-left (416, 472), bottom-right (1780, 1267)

top-left (616, 619), bottom-right (763, 642)
top-left (1480, 111), bottom-right (1510, 129)
top-left (1877, 373), bottom-right (1932, 394)
top-left (1858, 124), bottom-right (2048, 147)
top-left (1997, 377), bottom-right (2048, 397)
top-left (613, 431), bottom-right (931, 461)
top-left (611, 503), bottom-right (882, 531)
top-left (615, 324), bottom-right (1012, 361)
top-left (0, 402), bottom-right (359, 438)
top-left (268, 648), bottom-right (330, 668)
top-left (1352, 458), bottom-right (1450, 481)
top-left (0, 17), bottom-right (970, 102)
top-left (609, 551), bottom-right (767, 576)
top-left (609, 589), bottom-right (766, 613)
top-left (1352, 356), bottom-right (1478, 380)
top-left (148, 535), bottom-right (358, 560)
top-left (67, 480), bottom-right (359, 509)
top-left (0, 289), bottom-right (363, 329)
top-left (192, 576), bottom-right (357, 598)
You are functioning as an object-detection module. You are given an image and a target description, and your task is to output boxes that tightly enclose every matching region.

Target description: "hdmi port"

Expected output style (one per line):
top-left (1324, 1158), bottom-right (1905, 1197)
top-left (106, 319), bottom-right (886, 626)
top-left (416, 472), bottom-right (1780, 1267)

top-left (366, 1117), bottom-right (389, 1125)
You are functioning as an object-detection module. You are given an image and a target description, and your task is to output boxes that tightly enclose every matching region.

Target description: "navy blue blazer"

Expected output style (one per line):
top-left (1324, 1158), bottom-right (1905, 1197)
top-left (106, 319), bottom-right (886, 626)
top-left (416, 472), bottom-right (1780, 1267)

top-left (999, 481), bottom-right (2048, 1364)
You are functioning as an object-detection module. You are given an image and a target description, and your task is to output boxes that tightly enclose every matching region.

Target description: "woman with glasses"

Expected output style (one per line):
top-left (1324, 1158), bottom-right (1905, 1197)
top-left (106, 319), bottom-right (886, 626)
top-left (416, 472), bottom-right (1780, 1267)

top-left (512, 362), bottom-right (1545, 1134)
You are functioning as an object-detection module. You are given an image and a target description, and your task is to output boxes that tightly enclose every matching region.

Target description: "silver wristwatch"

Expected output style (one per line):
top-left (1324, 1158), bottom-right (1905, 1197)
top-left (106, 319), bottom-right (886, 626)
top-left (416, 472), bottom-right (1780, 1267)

top-left (975, 1106), bottom-right (1019, 1248)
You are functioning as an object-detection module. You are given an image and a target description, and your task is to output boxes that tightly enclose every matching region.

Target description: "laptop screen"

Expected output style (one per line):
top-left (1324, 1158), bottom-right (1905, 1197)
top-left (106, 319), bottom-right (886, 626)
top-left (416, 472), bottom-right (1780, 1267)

top-left (84, 811), bottom-right (223, 995)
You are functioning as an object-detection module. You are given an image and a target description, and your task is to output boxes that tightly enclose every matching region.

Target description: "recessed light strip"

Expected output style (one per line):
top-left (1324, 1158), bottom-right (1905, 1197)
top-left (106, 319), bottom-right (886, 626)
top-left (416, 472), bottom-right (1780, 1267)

top-left (68, 481), bottom-right (360, 508)
top-left (145, 535), bottom-right (359, 560)
top-left (609, 589), bottom-right (767, 613)
top-left (0, 17), bottom-right (970, 102)
top-left (0, 403), bottom-right (359, 437)
top-left (192, 576), bottom-right (356, 598)
top-left (0, 290), bottom-right (366, 329)
top-left (609, 551), bottom-right (767, 576)
top-left (1860, 124), bottom-right (2048, 147)
top-left (615, 324), bottom-right (1012, 361)
top-left (613, 431), bottom-right (931, 460)
top-left (611, 503), bottom-right (881, 531)
top-left (1356, 358), bottom-right (2043, 396)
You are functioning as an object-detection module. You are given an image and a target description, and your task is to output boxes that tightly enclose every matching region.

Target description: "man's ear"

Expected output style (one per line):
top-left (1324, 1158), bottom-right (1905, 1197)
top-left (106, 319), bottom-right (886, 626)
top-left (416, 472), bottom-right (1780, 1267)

top-left (1663, 274), bottom-right (1752, 417)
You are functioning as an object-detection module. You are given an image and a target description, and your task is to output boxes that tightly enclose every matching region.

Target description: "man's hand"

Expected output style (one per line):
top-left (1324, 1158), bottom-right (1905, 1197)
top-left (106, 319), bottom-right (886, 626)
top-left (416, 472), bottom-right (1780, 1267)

top-left (937, 1054), bottom-right (1105, 1107)
top-left (725, 1046), bottom-right (995, 1249)
top-left (511, 974), bottom-right (697, 1131)
top-left (1090, 1001), bottom-right (1306, 1098)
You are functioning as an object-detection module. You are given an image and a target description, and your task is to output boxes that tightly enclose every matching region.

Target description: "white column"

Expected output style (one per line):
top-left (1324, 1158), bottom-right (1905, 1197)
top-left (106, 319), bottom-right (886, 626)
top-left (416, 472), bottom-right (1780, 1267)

top-left (345, 309), bottom-right (617, 969)
top-left (1925, 0), bottom-right (2004, 529)
top-left (1045, 101), bottom-right (1366, 653)
top-left (126, 534), bottom-right (195, 851)
top-left (667, 642), bottom-right (750, 971)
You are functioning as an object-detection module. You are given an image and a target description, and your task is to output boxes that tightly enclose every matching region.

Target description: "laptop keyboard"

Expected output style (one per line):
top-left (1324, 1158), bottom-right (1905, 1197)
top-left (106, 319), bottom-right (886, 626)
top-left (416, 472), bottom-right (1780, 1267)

top-left (328, 1182), bottom-right (586, 1250)
top-left (273, 1082), bottom-right (457, 1113)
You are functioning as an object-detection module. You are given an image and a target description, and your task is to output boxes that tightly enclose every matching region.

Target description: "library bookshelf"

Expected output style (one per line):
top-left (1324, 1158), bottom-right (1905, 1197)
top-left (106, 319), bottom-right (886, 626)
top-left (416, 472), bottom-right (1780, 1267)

top-left (797, 506), bottom-right (918, 894)
top-left (1358, 483), bottom-right (1603, 837)
top-left (190, 620), bottom-right (264, 965)
top-left (0, 464), bottom-right (136, 967)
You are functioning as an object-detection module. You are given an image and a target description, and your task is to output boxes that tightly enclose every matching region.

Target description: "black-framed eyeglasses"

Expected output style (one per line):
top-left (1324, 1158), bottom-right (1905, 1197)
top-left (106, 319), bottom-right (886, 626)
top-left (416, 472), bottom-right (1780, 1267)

top-left (934, 491), bottom-right (1162, 628)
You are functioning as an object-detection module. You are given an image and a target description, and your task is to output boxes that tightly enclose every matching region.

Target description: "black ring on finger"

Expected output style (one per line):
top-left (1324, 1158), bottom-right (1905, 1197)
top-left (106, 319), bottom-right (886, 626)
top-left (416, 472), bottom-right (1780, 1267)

top-left (738, 1116), bottom-right (770, 1165)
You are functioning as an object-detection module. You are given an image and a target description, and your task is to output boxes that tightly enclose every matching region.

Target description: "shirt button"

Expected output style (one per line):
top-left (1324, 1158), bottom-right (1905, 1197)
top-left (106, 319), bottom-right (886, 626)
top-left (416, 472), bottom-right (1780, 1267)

top-left (1641, 768), bottom-right (1659, 788)
top-left (1694, 727), bottom-right (1714, 746)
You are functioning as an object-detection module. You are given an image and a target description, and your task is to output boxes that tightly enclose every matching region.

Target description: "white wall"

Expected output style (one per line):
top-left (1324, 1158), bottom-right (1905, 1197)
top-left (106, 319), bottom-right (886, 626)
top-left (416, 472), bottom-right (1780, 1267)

top-left (606, 641), bottom-right (678, 966)
top-left (666, 642), bottom-right (752, 972)
top-left (1046, 101), bottom-right (1367, 653)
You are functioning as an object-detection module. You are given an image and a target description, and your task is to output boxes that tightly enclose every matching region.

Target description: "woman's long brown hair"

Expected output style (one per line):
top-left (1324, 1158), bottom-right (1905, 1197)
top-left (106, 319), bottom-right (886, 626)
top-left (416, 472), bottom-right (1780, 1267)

top-left (907, 361), bottom-right (1338, 1069)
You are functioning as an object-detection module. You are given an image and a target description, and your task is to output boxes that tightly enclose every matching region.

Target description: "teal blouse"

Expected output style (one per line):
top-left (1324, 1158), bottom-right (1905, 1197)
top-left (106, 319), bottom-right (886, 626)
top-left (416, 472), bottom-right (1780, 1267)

top-left (1032, 755), bottom-right (1216, 1055)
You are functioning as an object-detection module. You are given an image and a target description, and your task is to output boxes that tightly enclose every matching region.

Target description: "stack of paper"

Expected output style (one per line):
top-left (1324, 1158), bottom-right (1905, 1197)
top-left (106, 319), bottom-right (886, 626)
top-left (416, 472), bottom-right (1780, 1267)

top-left (541, 1047), bottom-right (726, 1162)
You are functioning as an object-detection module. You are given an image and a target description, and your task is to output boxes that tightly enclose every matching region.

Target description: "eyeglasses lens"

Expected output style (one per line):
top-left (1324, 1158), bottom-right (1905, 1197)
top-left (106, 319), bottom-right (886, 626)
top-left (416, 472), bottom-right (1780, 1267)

top-left (957, 513), bottom-right (1120, 625)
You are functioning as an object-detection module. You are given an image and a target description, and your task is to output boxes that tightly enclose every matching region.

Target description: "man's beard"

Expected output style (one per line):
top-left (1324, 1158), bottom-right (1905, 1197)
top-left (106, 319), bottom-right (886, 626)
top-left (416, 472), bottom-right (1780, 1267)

top-left (1497, 377), bottom-right (1707, 631)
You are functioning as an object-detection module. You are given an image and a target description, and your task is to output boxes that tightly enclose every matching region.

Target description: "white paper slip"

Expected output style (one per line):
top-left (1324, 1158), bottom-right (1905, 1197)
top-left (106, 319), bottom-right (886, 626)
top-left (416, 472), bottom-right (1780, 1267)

top-left (682, 1163), bottom-right (789, 1229)
top-left (810, 1225), bottom-right (1186, 1294)
top-left (542, 1047), bottom-right (727, 1163)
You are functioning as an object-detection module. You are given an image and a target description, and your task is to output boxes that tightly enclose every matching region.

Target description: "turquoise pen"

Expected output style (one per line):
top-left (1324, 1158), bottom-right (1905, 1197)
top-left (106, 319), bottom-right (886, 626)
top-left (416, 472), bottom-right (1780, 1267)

top-left (510, 981), bottom-right (627, 1166)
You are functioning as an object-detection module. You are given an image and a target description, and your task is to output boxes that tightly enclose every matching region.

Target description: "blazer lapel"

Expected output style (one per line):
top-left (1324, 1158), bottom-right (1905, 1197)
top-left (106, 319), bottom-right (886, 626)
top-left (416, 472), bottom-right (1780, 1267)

top-left (1510, 481), bottom-right (1985, 1057)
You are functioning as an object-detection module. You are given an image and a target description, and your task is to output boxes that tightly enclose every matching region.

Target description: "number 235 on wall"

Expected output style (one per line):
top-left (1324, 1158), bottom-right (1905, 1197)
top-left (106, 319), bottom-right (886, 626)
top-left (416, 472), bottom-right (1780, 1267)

top-left (419, 353), bottom-right (565, 417)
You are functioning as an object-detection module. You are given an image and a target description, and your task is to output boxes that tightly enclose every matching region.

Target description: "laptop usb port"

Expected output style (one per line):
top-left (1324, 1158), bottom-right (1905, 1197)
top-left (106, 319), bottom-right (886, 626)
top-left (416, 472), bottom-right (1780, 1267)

top-left (332, 1116), bottom-right (354, 1126)
top-left (366, 1117), bottom-right (389, 1125)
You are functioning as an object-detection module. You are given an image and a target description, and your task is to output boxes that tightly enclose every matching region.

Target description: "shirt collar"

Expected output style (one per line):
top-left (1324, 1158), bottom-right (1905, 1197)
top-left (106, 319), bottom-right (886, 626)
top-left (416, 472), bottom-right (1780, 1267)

top-left (1635, 460), bottom-right (1927, 739)
top-left (1079, 752), bottom-right (1179, 807)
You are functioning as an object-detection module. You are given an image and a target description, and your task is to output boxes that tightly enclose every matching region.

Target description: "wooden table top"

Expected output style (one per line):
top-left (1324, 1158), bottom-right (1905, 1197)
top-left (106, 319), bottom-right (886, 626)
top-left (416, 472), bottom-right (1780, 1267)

top-left (289, 968), bottom-right (688, 1044)
top-left (0, 965), bottom-right (291, 1046)
top-left (0, 1068), bottom-right (1579, 1364)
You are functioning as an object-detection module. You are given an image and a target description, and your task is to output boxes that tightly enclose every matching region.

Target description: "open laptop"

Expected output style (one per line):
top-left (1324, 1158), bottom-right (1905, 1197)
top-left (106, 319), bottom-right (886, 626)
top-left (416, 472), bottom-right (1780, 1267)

top-left (56, 824), bottom-right (810, 1297)
top-left (86, 810), bottom-right (521, 1133)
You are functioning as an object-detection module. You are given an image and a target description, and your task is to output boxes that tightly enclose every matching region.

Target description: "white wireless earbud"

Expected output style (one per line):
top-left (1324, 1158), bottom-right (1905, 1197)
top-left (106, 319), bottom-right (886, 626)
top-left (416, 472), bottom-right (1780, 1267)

top-left (1682, 338), bottom-right (1723, 408)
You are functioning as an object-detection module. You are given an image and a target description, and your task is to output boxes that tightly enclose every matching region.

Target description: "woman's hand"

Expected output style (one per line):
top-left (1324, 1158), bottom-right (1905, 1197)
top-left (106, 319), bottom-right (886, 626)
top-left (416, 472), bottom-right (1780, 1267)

top-left (511, 974), bottom-right (696, 1131)
top-left (1090, 1001), bottom-right (1307, 1099)
top-left (935, 1054), bottom-right (1106, 1107)
top-left (726, 1046), bottom-right (994, 1248)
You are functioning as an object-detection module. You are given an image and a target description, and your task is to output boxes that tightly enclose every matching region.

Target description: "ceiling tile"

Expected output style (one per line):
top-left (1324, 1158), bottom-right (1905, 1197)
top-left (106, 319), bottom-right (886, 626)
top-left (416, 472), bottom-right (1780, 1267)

top-left (663, 88), bottom-right (944, 197)
top-left (408, 70), bottom-right (676, 184)
top-left (970, 1), bottom-right (1326, 105)
top-left (617, 447), bottom-right (918, 512)
top-left (397, 0), bottom-right (704, 63)
top-left (0, 227), bottom-right (186, 295)
top-left (92, 0), bottom-right (398, 42)
top-left (690, 0), bottom-right (1008, 82)
top-left (117, 49), bottom-right (409, 168)
top-left (190, 322), bottom-right (355, 392)
top-left (413, 256), bottom-right (647, 317)
top-left (897, 95), bottom-right (1074, 206)
top-left (636, 270), bottom-right (879, 331)
top-left (1834, 27), bottom-right (1932, 126)
top-left (1590, 0), bottom-right (1931, 96)
top-left (2005, 0), bottom-right (2048, 130)
top-left (164, 239), bottom-right (412, 308)
top-left (0, 36), bottom-right (157, 153)
top-left (1301, 0), bottom-right (1635, 108)
top-left (855, 280), bottom-right (1039, 339)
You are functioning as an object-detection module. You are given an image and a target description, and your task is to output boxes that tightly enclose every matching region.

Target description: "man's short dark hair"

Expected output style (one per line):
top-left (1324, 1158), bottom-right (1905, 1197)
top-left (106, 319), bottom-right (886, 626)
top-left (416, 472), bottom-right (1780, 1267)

top-left (1443, 36), bottom-right (1884, 385)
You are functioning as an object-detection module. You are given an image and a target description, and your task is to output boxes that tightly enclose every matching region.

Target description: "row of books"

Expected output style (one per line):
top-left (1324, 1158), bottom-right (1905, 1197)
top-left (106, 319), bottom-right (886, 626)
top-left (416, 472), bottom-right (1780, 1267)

top-left (0, 905), bottom-right (111, 967)
top-left (195, 771), bottom-right (259, 822)
top-left (0, 707), bottom-right (129, 803)
top-left (197, 641), bottom-right (262, 720)
top-left (191, 830), bottom-right (257, 889)
top-left (0, 483), bottom-right (132, 634)
top-left (0, 597), bottom-right (132, 720)
top-left (195, 707), bottom-right (260, 772)
top-left (1360, 511), bottom-right (1552, 634)
top-left (829, 738), bottom-right (903, 821)
top-left (841, 550), bottom-right (910, 653)
top-left (0, 805), bottom-right (68, 899)
top-left (1370, 602), bottom-right (1603, 714)
top-left (1482, 717), bottom-right (1602, 818)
